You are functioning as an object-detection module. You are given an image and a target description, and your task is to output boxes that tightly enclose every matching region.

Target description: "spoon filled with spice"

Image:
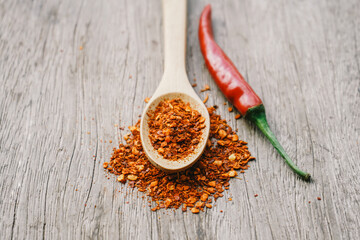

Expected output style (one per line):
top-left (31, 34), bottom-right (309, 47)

top-left (140, 0), bottom-right (210, 173)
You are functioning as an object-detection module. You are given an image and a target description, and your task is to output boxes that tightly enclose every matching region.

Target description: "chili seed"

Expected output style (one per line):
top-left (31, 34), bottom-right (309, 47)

top-left (132, 147), bottom-right (139, 155)
top-left (228, 154), bottom-right (236, 161)
top-left (200, 193), bottom-right (209, 202)
top-left (229, 170), bottom-right (237, 177)
top-left (150, 181), bottom-right (158, 187)
top-left (165, 198), bottom-right (172, 208)
top-left (187, 197), bottom-right (197, 204)
top-left (103, 162), bottom-right (109, 169)
top-left (213, 160), bottom-right (223, 167)
top-left (127, 175), bottom-right (138, 181)
top-left (136, 165), bottom-right (144, 171)
top-left (117, 174), bottom-right (125, 183)
top-left (191, 208), bottom-right (200, 214)
top-left (208, 181), bottom-right (216, 187)
top-left (218, 129), bottom-right (227, 139)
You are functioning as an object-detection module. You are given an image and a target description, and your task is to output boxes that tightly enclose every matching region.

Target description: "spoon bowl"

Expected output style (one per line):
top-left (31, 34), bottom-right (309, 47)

top-left (140, 0), bottom-right (210, 172)
top-left (140, 92), bottom-right (210, 173)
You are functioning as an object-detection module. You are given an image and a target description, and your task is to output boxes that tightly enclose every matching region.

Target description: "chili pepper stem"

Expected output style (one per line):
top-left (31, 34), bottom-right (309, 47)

top-left (245, 105), bottom-right (311, 181)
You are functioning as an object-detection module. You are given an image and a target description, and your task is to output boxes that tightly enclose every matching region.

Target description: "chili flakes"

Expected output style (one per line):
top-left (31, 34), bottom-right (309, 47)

top-left (147, 98), bottom-right (204, 161)
top-left (104, 106), bottom-right (254, 213)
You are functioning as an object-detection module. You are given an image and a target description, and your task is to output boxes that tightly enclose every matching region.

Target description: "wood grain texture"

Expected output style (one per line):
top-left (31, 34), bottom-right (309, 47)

top-left (0, 0), bottom-right (359, 239)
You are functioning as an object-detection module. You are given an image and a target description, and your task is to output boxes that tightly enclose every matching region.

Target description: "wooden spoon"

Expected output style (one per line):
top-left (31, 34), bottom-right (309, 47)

top-left (140, 0), bottom-right (210, 173)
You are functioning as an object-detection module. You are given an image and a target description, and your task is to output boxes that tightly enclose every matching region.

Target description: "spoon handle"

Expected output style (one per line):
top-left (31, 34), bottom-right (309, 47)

top-left (163, 0), bottom-right (187, 77)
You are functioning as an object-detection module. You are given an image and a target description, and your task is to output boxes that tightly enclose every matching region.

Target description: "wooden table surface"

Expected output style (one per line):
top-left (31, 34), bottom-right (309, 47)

top-left (1, 0), bottom-right (359, 239)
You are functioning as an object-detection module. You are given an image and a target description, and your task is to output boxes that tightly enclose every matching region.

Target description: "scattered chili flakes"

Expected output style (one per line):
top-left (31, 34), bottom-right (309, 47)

top-left (105, 106), bottom-right (254, 213)
top-left (203, 94), bottom-right (209, 104)
top-left (254, 194), bottom-right (258, 197)
top-left (201, 84), bottom-right (210, 92)
top-left (317, 197), bottom-right (321, 201)
top-left (191, 208), bottom-right (200, 214)
top-left (228, 107), bottom-right (233, 112)
top-left (192, 83), bottom-right (197, 87)
top-left (144, 97), bottom-right (151, 103)
top-left (79, 46), bottom-right (83, 50)
top-left (103, 162), bottom-right (109, 169)
top-left (235, 114), bottom-right (241, 119)
top-left (148, 98), bottom-right (204, 161)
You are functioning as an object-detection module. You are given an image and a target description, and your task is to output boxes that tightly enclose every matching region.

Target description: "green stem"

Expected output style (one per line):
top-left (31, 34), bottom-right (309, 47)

top-left (245, 105), bottom-right (311, 181)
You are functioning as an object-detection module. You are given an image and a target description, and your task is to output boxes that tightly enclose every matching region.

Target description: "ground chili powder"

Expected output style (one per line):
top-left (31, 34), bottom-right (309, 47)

top-left (104, 106), bottom-right (254, 213)
top-left (147, 98), bottom-right (204, 161)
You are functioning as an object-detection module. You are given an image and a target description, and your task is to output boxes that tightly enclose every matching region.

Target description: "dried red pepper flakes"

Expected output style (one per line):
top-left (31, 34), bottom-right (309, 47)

top-left (104, 106), bottom-right (254, 214)
top-left (201, 84), bottom-right (210, 92)
top-left (203, 94), bottom-right (209, 103)
top-left (147, 98), bottom-right (204, 161)
top-left (103, 162), bottom-right (108, 169)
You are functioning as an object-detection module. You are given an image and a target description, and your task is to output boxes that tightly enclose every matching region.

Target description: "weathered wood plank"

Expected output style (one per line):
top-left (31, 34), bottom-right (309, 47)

top-left (0, 0), bottom-right (359, 239)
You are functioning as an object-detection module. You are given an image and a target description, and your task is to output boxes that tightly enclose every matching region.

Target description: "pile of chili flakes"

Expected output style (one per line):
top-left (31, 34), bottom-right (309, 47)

top-left (148, 98), bottom-right (204, 161)
top-left (104, 106), bottom-right (254, 214)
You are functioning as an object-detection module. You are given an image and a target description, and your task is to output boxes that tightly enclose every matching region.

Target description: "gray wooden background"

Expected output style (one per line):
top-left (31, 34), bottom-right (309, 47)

top-left (1, 0), bottom-right (359, 239)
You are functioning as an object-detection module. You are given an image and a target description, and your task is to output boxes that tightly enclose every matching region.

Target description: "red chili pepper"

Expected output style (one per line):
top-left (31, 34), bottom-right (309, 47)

top-left (199, 5), bottom-right (310, 181)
